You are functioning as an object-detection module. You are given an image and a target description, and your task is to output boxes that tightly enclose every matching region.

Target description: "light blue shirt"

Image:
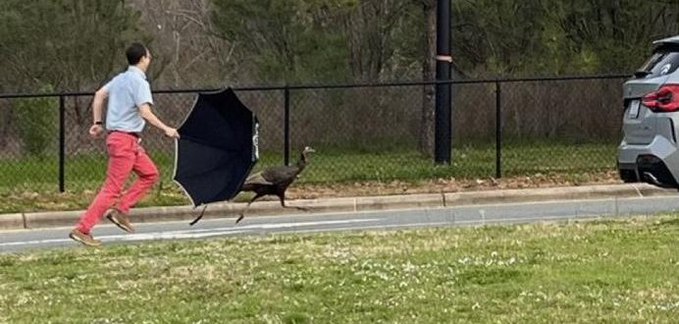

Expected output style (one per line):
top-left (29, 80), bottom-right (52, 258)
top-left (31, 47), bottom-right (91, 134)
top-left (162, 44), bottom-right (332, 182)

top-left (102, 66), bottom-right (153, 133)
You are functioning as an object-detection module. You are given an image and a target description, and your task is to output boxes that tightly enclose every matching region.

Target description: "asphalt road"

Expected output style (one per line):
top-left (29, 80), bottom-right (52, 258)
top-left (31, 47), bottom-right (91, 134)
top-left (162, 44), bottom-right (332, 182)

top-left (2, 195), bottom-right (679, 253)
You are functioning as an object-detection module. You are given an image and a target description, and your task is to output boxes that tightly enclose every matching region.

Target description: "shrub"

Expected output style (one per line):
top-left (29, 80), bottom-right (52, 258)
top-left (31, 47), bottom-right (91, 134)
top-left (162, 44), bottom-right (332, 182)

top-left (15, 84), bottom-right (57, 158)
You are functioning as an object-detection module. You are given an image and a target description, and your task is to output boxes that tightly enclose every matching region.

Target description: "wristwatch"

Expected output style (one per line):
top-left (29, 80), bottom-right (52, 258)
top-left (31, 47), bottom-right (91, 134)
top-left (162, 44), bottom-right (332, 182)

top-left (94, 121), bottom-right (103, 125)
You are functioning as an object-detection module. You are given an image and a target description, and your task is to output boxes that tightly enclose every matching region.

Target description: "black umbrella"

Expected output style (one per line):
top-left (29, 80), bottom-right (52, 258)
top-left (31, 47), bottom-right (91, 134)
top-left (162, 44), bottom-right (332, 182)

top-left (173, 87), bottom-right (259, 225)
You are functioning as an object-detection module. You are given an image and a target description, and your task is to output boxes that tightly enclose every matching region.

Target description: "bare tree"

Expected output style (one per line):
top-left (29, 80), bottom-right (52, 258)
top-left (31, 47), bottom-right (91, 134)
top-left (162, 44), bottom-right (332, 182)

top-left (414, 0), bottom-right (436, 157)
top-left (342, 0), bottom-right (409, 81)
top-left (129, 0), bottom-right (238, 88)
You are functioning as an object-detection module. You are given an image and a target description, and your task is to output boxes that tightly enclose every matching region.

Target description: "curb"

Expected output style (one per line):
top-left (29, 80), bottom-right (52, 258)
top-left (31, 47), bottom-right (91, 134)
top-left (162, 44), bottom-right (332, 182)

top-left (1, 183), bottom-right (676, 231)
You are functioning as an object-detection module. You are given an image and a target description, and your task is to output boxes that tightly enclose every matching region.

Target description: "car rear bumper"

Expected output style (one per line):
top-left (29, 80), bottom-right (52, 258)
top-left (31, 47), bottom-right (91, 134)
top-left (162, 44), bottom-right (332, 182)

top-left (618, 136), bottom-right (679, 188)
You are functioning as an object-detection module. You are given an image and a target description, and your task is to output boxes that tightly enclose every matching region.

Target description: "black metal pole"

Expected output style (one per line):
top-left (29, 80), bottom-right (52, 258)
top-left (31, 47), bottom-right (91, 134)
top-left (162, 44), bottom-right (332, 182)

top-left (284, 86), bottom-right (291, 166)
top-left (495, 81), bottom-right (502, 179)
top-left (435, 0), bottom-right (452, 164)
top-left (59, 95), bottom-right (65, 192)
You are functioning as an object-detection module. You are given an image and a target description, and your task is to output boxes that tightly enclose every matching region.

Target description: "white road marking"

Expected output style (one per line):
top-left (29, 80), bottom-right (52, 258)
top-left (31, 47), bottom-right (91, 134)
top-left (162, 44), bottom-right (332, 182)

top-left (0, 218), bottom-right (382, 248)
top-left (186, 218), bottom-right (382, 232)
top-left (286, 221), bottom-right (454, 234)
top-left (0, 238), bottom-right (71, 247)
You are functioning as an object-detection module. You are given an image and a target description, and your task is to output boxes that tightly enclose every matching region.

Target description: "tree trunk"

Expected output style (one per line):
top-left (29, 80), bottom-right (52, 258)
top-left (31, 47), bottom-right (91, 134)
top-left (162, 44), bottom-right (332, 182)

top-left (0, 100), bottom-right (10, 151)
top-left (418, 0), bottom-right (436, 158)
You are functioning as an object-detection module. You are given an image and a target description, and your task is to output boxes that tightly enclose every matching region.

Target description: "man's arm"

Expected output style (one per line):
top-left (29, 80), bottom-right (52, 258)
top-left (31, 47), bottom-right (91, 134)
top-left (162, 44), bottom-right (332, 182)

top-left (139, 104), bottom-right (179, 138)
top-left (88, 87), bottom-right (109, 138)
top-left (92, 88), bottom-right (108, 124)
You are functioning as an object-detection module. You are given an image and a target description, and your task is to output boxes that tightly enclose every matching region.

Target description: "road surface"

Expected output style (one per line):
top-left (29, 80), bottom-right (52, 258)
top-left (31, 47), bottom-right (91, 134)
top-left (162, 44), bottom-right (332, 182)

top-left (2, 195), bottom-right (679, 253)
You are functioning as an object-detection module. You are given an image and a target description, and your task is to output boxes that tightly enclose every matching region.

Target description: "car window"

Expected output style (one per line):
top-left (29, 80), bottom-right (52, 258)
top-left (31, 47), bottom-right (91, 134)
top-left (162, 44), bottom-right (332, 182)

top-left (638, 48), bottom-right (679, 78)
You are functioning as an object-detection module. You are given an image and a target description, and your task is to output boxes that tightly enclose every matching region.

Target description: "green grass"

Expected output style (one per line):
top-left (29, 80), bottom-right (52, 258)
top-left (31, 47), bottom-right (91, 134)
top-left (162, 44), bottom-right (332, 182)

top-left (308, 141), bottom-right (615, 181)
top-left (0, 142), bottom-right (616, 188)
top-left (1, 215), bottom-right (679, 323)
top-left (0, 142), bottom-right (618, 213)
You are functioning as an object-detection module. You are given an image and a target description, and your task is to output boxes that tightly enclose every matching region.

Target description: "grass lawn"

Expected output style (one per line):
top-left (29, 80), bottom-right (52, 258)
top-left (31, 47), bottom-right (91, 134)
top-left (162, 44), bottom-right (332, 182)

top-left (1, 215), bottom-right (679, 323)
top-left (0, 142), bottom-right (617, 189)
top-left (0, 141), bottom-right (619, 214)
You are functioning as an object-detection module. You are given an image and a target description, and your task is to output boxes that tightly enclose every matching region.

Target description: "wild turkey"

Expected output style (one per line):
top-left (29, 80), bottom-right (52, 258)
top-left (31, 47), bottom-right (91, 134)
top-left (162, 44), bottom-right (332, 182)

top-left (236, 146), bottom-right (316, 223)
top-left (189, 146), bottom-right (316, 226)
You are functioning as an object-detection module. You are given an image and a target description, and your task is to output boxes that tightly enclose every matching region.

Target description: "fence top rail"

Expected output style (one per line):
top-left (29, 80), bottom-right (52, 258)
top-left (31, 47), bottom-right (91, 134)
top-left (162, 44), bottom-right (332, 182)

top-left (0, 73), bottom-right (631, 99)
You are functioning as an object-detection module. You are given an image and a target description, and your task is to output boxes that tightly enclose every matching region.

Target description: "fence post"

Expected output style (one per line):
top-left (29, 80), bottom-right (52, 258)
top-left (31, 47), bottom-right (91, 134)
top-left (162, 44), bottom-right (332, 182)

top-left (495, 81), bottom-right (502, 179)
top-left (435, 0), bottom-right (452, 165)
top-left (59, 95), bottom-right (65, 192)
top-left (284, 86), bottom-right (291, 166)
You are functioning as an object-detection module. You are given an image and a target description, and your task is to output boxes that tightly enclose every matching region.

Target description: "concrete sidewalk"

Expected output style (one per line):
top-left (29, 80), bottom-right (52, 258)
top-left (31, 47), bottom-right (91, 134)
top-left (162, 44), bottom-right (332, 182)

top-left (1, 183), bottom-right (677, 231)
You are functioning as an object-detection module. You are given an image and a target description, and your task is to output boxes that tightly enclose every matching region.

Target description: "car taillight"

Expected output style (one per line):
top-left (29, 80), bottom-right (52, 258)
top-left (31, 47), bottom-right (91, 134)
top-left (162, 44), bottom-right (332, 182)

top-left (642, 84), bottom-right (679, 112)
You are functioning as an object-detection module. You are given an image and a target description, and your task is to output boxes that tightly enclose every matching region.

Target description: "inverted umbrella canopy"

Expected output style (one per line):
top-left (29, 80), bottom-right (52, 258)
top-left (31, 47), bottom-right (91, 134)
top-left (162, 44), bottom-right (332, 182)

top-left (173, 87), bottom-right (259, 211)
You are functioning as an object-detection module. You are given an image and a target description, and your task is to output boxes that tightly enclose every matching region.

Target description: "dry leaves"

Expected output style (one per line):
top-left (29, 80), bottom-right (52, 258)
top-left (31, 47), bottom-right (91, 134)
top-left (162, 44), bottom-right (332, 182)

top-left (286, 170), bottom-right (622, 199)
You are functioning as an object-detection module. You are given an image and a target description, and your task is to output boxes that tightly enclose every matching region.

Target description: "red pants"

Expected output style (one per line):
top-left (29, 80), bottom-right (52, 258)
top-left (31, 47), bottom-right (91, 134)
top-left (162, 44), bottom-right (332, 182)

top-left (77, 132), bottom-right (159, 234)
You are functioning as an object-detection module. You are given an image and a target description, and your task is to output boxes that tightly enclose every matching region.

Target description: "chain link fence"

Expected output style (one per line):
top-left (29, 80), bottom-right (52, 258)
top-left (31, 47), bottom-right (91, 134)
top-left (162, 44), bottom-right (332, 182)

top-left (0, 75), bottom-right (628, 196)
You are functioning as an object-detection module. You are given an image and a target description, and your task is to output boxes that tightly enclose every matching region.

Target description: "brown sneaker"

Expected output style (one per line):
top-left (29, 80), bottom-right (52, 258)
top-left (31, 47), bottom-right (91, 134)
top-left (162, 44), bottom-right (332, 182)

top-left (105, 208), bottom-right (135, 233)
top-left (69, 229), bottom-right (102, 247)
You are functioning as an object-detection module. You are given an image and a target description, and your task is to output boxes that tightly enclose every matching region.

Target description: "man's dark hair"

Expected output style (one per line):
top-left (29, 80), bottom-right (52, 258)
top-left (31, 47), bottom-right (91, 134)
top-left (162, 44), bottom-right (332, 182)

top-left (126, 43), bottom-right (148, 65)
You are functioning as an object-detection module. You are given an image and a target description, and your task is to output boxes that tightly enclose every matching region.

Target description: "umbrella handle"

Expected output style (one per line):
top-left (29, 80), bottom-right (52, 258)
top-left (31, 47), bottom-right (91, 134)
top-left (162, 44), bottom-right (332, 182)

top-left (189, 205), bottom-right (208, 226)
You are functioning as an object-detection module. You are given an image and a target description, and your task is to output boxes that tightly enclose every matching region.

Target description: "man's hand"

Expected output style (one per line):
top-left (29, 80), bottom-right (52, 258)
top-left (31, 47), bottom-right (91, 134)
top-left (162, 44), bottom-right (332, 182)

top-left (89, 124), bottom-right (105, 139)
top-left (164, 127), bottom-right (180, 139)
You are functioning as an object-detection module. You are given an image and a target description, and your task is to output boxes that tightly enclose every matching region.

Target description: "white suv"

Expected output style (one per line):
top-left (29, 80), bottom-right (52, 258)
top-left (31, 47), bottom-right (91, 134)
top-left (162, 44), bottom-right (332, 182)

top-left (618, 35), bottom-right (679, 189)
